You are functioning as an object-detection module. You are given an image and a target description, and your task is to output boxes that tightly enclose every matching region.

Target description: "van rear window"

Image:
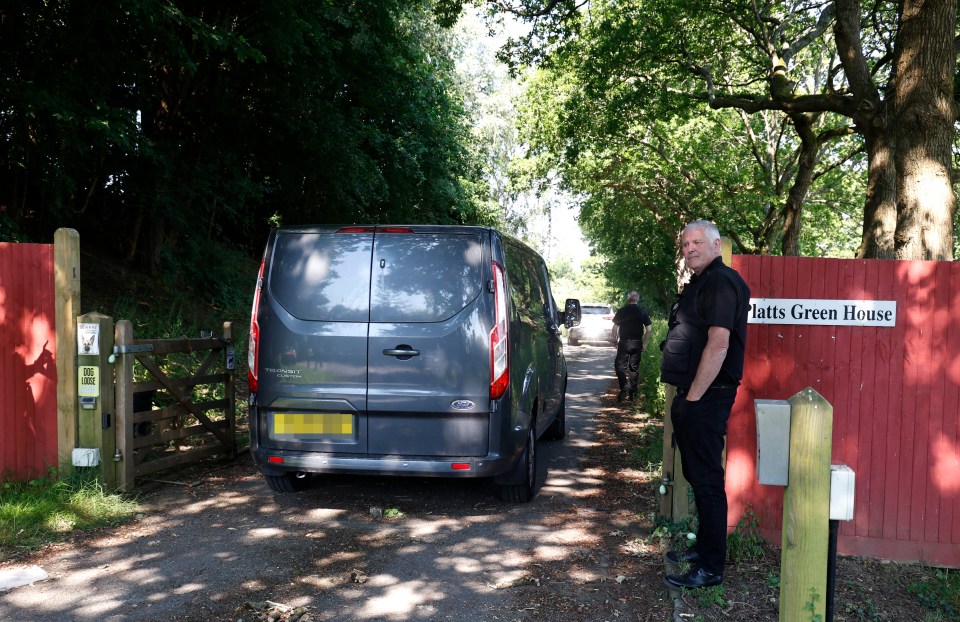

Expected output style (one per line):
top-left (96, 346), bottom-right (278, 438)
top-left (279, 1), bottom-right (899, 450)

top-left (371, 233), bottom-right (482, 322)
top-left (269, 232), bottom-right (373, 322)
top-left (269, 230), bottom-right (483, 323)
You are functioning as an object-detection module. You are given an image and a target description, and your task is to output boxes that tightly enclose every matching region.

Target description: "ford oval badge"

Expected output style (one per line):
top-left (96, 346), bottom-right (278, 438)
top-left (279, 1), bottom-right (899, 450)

top-left (451, 400), bottom-right (475, 410)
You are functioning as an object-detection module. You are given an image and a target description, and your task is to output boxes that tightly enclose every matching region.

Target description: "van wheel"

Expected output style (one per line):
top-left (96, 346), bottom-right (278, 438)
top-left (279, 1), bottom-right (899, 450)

top-left (266, 473), bottom-right (308, 493)
top-left (496, 426), bottom-right (537, 503)
top-left (544, 396), bottom-right (566, 440)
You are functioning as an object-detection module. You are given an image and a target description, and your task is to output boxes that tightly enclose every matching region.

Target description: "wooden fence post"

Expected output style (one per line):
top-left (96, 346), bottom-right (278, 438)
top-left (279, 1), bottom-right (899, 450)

top-left (780, 387), bottom-right (833, 622)
top-left (660, 385), bottom-right (691, 520)
top-left (54, 228), bottom-right (81, 473)
top-left (223, 321), bottom-right (237, 459)
top-left (76, 313), bottom-right (117, 487)
top-left (114, 320), bottom-right (136, 491)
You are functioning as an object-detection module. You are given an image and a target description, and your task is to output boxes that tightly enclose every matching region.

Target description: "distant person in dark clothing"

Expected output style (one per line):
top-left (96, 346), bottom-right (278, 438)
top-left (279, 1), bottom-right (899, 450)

top-left (660, 219), bottom-right (750, 591)
top-left (612, 291), bottom-right (652, 403)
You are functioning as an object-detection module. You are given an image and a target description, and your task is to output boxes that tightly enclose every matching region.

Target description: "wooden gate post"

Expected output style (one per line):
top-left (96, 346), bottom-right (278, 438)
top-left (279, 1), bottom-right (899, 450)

top-left (660, 385), bottom-right (690, 520)
top-left (223, 321), bottom-right (237, 459)
top-left (114, 320), bottom-right (136, 491)
top-left (76, 313), bottom-right (117, 487)
top-left (780, 387), bottom-right (833, 622)
top-left (54, 228), bottom-right (81, 472)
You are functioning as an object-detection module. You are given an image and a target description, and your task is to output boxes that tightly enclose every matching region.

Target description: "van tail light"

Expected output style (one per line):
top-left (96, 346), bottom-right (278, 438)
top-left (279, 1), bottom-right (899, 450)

top-left (248, 259), bottom-right (265, 393)
top-left (490, 261), bottom-right (509, 399)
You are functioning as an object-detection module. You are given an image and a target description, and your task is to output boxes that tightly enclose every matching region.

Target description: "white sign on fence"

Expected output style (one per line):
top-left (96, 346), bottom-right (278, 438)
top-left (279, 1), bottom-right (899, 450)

top-left (77, 322), bottom-right (100, 355)
top-left (749, 298), bottom-right (897, 327)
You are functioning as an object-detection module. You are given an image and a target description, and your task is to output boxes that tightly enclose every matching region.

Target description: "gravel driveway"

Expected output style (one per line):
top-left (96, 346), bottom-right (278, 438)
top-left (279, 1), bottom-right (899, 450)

top-left (1, 346), bottom-right (643, 622)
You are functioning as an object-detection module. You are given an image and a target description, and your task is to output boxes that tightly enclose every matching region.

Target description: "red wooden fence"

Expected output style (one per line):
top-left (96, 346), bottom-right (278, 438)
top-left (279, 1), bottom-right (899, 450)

top-left (728, 255), bottom-right (960, 567)
top-left (0, 242), bottom-right (58, 481)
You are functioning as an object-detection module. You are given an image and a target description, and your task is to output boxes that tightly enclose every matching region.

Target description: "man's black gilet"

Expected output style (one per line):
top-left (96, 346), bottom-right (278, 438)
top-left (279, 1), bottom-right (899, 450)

top-left (660, 261), bottom-right (747, 388)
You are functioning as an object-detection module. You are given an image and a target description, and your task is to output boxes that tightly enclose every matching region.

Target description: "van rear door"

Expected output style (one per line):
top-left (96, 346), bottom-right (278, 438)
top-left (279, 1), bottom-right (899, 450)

top-left (366, 228), bottom-right (491, 458)
top-left (259, 228), bottom-right (374, 454)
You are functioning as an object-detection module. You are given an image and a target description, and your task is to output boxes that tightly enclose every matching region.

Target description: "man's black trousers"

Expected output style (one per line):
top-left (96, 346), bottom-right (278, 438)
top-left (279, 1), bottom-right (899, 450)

top-left (670, 386), bottom-right (737, 576)
top-left (614, 338), bottom-right (643, 393)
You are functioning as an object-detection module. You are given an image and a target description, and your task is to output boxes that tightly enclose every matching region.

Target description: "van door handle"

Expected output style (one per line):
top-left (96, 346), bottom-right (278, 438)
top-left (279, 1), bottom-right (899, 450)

top-left (383, 347), bottom-right (420, 359)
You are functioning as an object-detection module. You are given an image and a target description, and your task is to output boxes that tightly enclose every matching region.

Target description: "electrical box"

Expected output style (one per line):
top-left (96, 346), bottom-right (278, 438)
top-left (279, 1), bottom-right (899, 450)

top-left (830, 464), bottom-right (855, 521)
top-left (755, 399), bottom-right (791, 486)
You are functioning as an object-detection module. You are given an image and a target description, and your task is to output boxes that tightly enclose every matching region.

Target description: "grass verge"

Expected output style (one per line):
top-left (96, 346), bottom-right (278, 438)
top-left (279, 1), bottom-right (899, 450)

top-left (0, 470), bottom-right (140, 562)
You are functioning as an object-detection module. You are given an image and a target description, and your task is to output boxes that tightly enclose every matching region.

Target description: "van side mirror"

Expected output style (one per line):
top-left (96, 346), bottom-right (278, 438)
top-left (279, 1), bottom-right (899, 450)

top-left (561, 299), bottom-right (581, 328)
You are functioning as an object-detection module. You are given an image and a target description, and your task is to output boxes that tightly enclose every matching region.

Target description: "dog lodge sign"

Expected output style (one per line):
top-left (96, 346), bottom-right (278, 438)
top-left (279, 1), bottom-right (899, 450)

top-left (749, 299), bottom-right (897, 327)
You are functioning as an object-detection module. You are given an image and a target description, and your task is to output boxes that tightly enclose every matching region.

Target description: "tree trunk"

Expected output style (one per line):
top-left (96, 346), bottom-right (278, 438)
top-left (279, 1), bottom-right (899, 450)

top-left (834, 0), bottom-right (897, 259)
top-left (892, 0), bottom-right (957, 261)
top-left (856, 125), bottom-right (897, 259)
top-left (780, 113), bottom-right (819, 256)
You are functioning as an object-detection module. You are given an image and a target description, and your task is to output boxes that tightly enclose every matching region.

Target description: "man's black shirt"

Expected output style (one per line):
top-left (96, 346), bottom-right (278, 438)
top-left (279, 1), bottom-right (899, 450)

top-left (613, 304), bottom-right (651, 341)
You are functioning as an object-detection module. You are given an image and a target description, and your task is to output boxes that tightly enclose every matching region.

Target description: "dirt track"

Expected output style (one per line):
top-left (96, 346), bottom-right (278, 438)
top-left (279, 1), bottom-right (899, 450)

top-left (1, 346), bottom-right (674, 622)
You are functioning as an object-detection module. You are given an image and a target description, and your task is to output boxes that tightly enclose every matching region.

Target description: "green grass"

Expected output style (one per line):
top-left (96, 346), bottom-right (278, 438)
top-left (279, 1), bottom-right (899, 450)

top-left (726, 507), bottom-right (765, 563)
top-left (0, 470), bottom-right (140, 561)
top-left (908, 569), bottom-right (960, 621)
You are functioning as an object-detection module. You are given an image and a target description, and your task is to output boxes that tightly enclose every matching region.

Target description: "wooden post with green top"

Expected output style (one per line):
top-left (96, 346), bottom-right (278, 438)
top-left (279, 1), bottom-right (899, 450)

top-left (780, 387), bottom-right (833, 622)
top-left (76, 312), bottom-right (117, 487)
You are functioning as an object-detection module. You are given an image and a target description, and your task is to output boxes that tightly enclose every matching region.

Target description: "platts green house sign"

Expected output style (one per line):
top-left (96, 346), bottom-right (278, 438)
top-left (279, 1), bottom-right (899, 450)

top-left (748, 298), bottom-right (897, 327)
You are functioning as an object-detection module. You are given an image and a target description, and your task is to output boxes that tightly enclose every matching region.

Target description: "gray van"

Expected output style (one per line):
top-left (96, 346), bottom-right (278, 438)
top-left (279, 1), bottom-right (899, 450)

top-left (247, 225), bottom-right (581, 502)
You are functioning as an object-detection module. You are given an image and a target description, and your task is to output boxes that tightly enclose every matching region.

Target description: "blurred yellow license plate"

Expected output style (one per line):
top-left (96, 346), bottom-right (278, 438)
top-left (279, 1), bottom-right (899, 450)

top-left (273, 413), bottom-right (353, 436)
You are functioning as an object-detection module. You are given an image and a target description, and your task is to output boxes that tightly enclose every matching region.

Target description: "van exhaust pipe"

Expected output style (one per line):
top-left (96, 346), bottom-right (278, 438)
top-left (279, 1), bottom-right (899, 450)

top-left (295, 472), bottom-right (308, 479)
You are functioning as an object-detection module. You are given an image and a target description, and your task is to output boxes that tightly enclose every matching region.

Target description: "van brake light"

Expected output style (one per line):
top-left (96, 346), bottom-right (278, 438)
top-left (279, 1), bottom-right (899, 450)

top-left (248, 259), bottom-right (265, 393)
top-left (490, 261), bottom-right (509, 399)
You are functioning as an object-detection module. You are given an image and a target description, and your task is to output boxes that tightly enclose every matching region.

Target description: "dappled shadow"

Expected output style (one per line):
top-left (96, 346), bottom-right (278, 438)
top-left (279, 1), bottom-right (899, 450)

top-left (0, 345), bottom-right (659, 622)
top-left (0, 242), bottom-right (58, 481)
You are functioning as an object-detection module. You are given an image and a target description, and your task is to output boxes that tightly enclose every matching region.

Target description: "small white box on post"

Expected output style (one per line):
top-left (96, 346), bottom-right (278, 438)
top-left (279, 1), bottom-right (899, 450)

top-left (755, 399), bottom-right (791, 486)
top-left (72, 448), bottom-right (101, 467)
top-left (829, 464), bottom-right (855, 521)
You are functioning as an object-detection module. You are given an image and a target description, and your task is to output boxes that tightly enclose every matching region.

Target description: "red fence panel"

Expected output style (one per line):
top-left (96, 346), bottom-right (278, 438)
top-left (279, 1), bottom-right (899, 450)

top-left (0, 242), bottom-right (58, 481)
top-left (729, 255), bottom-right (960, 566)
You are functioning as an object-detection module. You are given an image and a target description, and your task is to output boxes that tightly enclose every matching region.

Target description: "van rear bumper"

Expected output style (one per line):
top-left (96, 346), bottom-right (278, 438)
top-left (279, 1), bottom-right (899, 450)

top-left (251, 446), bottom-right (514, 479)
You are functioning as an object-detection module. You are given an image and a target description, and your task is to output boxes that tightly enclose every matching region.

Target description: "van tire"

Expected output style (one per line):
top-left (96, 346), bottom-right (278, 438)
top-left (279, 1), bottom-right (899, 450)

top-left (266, 473), bottom-right (307, 493)
top-left (544, 396), bottom-right (566, 440)
top-left (496, 426), bottom-right (537, 503)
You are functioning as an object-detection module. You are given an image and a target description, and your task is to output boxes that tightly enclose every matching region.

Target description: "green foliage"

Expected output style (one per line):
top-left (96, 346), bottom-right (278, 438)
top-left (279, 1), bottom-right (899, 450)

top-left (908, 569), bottom-right (960, 620)
top-left (548, 255), bottom-right (615, 304)
top-left (653, 514), bottom-right (695, 540)
top-left (506, 0), bottom-right (872, 300)
top-left (843, 598), bottom-right (881, 622)
top-left (694, 584), bottom-right (728, 608)
top-left (1, 0), bottom-right (489, 276)
top-left (629, 424), bottom-right (663, 471)
top-left (0, 470), bottom-right (139, 560)
top-left (727, 507), bottom-right (765, 563)
top-left (806, 587), bottom-right (823, 622)
top-left (637, 317), bottom-right (668, 412)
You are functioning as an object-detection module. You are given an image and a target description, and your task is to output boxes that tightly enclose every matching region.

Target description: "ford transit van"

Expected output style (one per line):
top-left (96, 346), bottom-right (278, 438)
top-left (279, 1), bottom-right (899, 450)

top-left (248, 225), bottom-right (581, 502)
